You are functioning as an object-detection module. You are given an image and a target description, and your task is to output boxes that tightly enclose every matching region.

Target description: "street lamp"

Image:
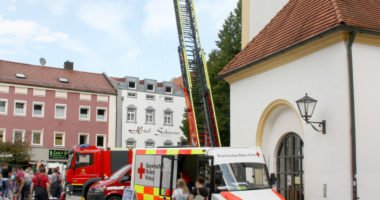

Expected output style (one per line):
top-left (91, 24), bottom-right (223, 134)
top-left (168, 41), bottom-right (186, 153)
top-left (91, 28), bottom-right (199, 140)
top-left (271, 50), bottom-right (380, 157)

top-left (296, 93), bottom-right (326, 134)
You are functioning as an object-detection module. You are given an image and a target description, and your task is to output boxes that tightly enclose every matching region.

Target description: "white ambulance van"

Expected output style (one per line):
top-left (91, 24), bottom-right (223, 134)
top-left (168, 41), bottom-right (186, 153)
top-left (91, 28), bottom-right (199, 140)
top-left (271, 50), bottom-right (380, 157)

top-left (130, 147), bottom-right (284, 200)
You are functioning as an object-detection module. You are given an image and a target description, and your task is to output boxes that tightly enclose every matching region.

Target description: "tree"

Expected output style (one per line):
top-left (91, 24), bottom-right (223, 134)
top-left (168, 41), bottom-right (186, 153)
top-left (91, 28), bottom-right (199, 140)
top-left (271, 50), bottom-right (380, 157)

top-left (207, 0), bottom-right (241, 146)
top-left (0, 142), bottom-right (30, 164)
top-left (180, 108), bottom-right (190, 144)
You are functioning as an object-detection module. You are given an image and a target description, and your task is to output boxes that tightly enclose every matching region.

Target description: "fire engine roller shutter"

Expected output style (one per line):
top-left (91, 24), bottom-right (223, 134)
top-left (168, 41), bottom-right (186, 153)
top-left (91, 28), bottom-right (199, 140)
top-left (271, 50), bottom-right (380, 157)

top-left (111, 151), bottom-right (130, 173)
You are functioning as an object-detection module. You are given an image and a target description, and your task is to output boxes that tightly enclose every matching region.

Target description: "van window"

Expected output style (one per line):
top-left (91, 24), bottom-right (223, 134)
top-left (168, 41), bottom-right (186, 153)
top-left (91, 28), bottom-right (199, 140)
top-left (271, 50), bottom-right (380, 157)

top-left (76, 153), bottom-right (94, 167)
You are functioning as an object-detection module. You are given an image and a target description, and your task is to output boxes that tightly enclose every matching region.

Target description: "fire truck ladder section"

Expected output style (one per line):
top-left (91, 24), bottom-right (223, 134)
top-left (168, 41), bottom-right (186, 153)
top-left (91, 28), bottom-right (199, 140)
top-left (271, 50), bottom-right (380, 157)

top-left (173, 0), bottom-right (221, 147)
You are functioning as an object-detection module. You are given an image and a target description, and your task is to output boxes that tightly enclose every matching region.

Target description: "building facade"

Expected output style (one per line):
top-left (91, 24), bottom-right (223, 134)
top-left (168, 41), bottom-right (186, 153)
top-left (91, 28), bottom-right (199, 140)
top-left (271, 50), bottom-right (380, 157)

top-left (221, 0), bottom-right (380, 200)
top-left (0, 60), bottom-right (117, 163)
top-left (112, 76), bottom-right (187, 148)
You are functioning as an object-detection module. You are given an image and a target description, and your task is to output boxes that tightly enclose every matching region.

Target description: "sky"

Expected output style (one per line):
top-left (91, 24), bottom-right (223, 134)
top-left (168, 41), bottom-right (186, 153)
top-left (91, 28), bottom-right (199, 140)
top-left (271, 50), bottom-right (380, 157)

top-left (0, 0), bottom-right (239, 81)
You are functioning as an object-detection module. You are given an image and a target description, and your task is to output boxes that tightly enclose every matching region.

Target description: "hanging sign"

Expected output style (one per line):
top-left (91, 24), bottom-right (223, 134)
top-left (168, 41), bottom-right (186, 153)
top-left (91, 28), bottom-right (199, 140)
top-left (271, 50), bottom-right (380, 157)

top-left (49, 149), bottom-right (69, 160)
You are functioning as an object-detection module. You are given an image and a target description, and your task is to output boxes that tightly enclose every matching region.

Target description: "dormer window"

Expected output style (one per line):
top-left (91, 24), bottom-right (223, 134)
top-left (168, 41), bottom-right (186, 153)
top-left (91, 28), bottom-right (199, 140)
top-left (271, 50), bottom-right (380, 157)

top-left (128, 81), bottom-right (136, 89)
top-left (58, 77), bottom-right (69, 83)
top-left (16, 73), bottom-right (26, 79)
top-left (165, 86), bottom-right (172, 94)
top-left (147, 84), bottom-right (154, 91)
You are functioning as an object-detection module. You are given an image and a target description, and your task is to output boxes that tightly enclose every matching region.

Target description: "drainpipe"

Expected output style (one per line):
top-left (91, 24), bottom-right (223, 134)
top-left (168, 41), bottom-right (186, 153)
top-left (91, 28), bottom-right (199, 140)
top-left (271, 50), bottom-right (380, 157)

top-left (347, 31), bottom-right (358, 200)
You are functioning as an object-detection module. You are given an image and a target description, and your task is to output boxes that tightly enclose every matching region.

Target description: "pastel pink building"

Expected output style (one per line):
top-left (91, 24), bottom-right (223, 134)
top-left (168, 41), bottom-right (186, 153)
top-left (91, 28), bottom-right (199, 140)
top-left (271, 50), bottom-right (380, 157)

top-left (0, 60), bottom-right (117, 162)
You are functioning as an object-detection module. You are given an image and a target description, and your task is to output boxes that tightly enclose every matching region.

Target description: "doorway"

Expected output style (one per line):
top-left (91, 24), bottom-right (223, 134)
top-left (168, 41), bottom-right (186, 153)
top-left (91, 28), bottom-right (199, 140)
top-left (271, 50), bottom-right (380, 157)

top-left (276, 133), bottom-right (304, 200)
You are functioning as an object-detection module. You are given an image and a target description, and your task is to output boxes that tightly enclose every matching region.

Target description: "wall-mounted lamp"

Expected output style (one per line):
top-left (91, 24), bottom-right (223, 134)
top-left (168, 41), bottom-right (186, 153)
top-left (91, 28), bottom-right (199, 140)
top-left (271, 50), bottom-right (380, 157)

top-left (296, 93), bottom-right (326, 134)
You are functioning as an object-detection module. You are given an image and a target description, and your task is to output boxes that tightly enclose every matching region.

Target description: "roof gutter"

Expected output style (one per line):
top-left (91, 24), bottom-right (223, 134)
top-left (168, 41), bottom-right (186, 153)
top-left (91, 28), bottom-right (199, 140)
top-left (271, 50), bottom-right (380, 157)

top-left (219, 25), bottom-right (380, 79)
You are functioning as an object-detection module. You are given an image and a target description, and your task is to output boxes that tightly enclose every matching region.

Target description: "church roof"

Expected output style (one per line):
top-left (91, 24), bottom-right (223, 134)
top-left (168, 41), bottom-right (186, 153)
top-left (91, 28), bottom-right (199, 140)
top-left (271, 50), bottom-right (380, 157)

top-left (220, 0), bottom-right (380, 77)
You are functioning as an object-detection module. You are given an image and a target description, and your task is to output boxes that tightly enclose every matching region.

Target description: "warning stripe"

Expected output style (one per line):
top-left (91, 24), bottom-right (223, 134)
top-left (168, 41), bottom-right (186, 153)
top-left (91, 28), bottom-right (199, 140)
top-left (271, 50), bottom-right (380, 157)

top-left (221, 191), bottom-right (242, 200)
top-left (134, 185), bottom-right (171, 200)
top-left (272, 189), bottom-right (286, 200)
top-left (135, 149), bottom-right (205, 155)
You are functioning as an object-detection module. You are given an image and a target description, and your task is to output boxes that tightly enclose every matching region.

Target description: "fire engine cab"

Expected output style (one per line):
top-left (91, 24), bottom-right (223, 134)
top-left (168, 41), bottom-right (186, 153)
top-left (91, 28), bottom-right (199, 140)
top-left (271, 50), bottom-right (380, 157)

top-left (131, 147), bottom-right (284, 200)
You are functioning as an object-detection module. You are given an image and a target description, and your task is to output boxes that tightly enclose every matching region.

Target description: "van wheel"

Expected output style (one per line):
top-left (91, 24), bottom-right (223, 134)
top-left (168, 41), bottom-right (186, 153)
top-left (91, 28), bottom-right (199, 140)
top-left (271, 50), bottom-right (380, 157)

top-left (107, 196), bottom-right (121, 200)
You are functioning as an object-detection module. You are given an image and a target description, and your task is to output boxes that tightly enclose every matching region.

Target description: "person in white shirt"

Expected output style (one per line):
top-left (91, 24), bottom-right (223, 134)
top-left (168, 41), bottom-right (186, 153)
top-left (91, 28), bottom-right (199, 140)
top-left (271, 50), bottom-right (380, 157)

top-left (172, 178), bottom-right (190, 200)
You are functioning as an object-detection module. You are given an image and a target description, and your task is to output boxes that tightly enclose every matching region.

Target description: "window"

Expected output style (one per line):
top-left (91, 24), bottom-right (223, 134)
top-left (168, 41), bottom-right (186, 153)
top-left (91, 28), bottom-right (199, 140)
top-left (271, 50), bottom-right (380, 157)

top-left (164, 140), bottom-right (173, 146)
top-left (79, 106), bottom-right (90, 121)
top-left (145, 139), bottom-right (155, 148)
top-left (96, 108), bottom-right (107, 121)
top-left (146, 94), bottom-right (155, 100)
top-left (0, 129), bottom-right (5, 142)
top-left (128, 82), bottom-right (136, 89)
top-left (54, 132), bottom-right (65, 147)
top-left (127, 92), bottom-right (137, 98)
top-left (14, 101), bottom-right (26, 116)
top-left (31, 131), bottom-right (43, 145)
top-left (79, 134), bottom-right (89, 145)
top-left (15, 73), bottom-right (26, 79)
top-left (165, 86), bottom-right (172, 94)
top-left (164, 97), bottom-right (173, 102)
top-left (164, 111), bottom-right (173, 126)
top-left (58, 77), bottom-right (69, 83)
top-left (126, 138), bottom-right (136, 148)
top-left (13, 130), bottom-right (24, 143)
top-left (76, 153), bottom-right (94, 167)
top-left (127, 107), bottom-right (136, 122)
top-left (0, 99), bottom-right (7, 115)
top-left (147, 84), bottom-right (154, 91)
top-left (145, 109), bottom-right (155, 124)
top-left (32, 102), bottom-right (44, 117)
top-left (96, 135), bottom-right (106, 148)
top-left (55, 104), bottom-right (66, 119)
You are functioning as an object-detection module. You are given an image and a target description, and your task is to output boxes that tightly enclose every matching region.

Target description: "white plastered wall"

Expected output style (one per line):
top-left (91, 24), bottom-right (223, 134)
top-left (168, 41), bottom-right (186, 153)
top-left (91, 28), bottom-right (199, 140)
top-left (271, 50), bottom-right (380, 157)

top-left (229, 41), bottom-right (352, 199)
top-left (352, 41), bottom-right (380, 200)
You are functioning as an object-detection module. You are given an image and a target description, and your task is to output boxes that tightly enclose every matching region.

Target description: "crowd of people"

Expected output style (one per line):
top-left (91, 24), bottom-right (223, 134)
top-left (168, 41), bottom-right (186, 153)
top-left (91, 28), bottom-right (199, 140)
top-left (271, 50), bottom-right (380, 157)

top-left (172, 176), bottom-right (209, 200)
top-left (0, 163), bottom-right (63, 200)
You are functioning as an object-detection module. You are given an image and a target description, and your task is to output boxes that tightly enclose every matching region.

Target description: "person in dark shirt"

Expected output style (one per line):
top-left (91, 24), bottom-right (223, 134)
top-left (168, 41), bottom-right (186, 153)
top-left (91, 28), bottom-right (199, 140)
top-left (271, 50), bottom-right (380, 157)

top-left (190, 176), bottom-right (209, 200)
top-left (1, 163), bottom-right (11, 198)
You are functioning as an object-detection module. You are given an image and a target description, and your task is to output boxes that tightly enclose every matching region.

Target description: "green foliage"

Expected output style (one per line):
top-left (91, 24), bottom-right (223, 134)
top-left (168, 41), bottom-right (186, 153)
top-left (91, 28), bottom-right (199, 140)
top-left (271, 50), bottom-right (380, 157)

top-left (180, 108), bottom-right (190, 141)
top-left (0, 141), bottom-right (30, 164)
top-left (207, 0), bottom-right (241, 146)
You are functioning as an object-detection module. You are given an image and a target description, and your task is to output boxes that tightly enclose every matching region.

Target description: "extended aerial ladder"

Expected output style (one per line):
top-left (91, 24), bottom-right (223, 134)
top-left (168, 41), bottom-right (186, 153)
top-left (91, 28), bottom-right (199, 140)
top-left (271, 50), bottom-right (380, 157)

top-left (173, 0), bottom-right (221, 147)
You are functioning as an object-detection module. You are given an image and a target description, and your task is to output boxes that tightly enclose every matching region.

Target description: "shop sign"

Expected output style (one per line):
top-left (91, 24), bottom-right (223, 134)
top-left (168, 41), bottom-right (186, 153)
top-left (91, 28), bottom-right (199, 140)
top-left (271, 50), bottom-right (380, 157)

top-left (49, 149), bottom-right (69, 160)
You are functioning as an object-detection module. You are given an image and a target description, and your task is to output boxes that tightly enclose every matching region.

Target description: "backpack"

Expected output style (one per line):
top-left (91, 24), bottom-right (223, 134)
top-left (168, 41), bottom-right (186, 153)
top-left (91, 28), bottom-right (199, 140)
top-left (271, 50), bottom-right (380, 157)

top-left (194, 189), bottom-right (207, 200)
top-left (35, 175), bottom-right (48, 200)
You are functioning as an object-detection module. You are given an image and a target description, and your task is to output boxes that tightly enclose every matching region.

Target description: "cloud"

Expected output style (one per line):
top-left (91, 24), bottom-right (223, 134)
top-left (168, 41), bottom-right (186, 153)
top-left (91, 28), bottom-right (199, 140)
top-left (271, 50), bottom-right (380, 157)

top-left (25, 0), bottom-right (69, 16)
top-left (77, 1), bottom-right (131, 38)
top-left (142, 0), bottom-right (176, 37)
top-left (7, 5), bottom-right (17, 12)
top-left (0, 16), bottom-right (89, 54)
top-left (196, 0), bottom-right (238, 30)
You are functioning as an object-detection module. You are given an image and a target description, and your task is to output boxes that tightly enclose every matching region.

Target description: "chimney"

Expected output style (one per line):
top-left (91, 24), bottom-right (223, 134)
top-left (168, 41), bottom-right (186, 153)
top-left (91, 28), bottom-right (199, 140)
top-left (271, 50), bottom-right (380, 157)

top-left (64, 60), bottom-right (74, 70)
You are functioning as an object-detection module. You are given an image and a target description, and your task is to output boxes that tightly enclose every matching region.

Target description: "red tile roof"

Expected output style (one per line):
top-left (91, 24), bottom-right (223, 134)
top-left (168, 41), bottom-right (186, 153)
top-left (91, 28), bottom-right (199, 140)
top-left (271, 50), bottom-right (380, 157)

top-left (0, 60), bottom-right (116, 94)
top-left (220, 0), bottom-right (380, 77)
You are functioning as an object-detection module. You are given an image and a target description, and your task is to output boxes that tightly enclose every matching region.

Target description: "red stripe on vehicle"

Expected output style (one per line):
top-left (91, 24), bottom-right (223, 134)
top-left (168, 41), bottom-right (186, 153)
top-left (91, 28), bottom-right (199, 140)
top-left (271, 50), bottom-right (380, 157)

top-left (272, 189), bottom-right (286, 200)
top-left (179, 149), bottom-right (192, 154)
top-left (220, 192), bottom-right (242, 200)
top-left (156, 149), bottom-right (167, 155)
top-left (136, 150), bottom-right (146, 154)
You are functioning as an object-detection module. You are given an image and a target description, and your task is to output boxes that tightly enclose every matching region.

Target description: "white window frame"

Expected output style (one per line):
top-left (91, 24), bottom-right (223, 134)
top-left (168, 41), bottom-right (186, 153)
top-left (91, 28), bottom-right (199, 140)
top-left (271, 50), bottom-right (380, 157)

top-left (31, 130), bottom-right (43, 146)
top-left (127, 92), bottom-right (137, 98)
top-left (146, 84), bottom-right (155, 92)
top-left (127, 107), bottom-right (136, 123)
top-left (96, 134), bottom-right (106, 148)
top-left (32, 101), bottom-right (44, 118)
top-left (12, 129), bottom-right (25, 143)
top-left (145, 109), bottom-right (155, 124)
top-left (128, 81), bottom-right (136, 89)
top-left (164, 111), bottom-right (173, 126)
top-left (96, 107), bottom-right (107, 122)
top-left (0, 128), bottom-right (6, 142)
top-left (14, 100), bottom-right (27, 116)
top-left (164, 97), bottom-right (173, 102)
top-left (0, 98), bottom-right (8, 115)
top-left (78, 133), bottom-right (89, 145)
top-left (55, 104), bottom-right (67, 119)
top-left (54, 132), bottom-right (65, 147)
top-left (79, 106), bottom-right (91, 121)
top-left (126, 138), bottom-right (136, 148)
top-left (146, 94), bottom-right (155, 100)
top-left (165, 86), bottom-right (173, 94)
top-left (145, 139), bottom-right (155, 148)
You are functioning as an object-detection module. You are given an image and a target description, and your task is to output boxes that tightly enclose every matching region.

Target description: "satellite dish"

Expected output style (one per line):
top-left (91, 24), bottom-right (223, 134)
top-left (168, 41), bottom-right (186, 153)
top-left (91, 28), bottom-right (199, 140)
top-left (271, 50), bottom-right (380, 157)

top-left (39, 57), bottom-right (46, 66)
